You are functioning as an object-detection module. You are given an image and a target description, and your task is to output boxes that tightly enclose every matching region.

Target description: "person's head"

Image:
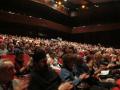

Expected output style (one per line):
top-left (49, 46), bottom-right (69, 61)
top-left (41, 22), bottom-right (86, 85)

top-left (8, 43), bottom-right (14, 49)
top-left (0, 42), bottom-right (6, 50)
top-left (32, 48), bottom-right (47, 71)
top-left (14, 48), bottom-right (24, 61)
top-left (85, 55), bottom-right (94, 68)
top-left (94, 51), bottom-right (102, 61)
top-left (0, 60), bottom-right (15, 83)
top-left (62, 54), bottom-right (76, 70)
top-left (111, 54), bottom-right (117, 62)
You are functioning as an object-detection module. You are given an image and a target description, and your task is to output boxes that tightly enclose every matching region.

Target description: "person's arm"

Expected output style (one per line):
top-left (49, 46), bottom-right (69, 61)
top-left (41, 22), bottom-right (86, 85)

top-left (60, 69), bottom-right (88, 86)
top-left (20, 60), bottom-right (31, 73)
top-left (58, 81), bottom-right (73, 90)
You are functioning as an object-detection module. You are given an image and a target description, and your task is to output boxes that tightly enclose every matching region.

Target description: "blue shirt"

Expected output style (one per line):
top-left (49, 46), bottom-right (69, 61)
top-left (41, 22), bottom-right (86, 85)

top-left (59, 68), bottom-right (81, 86)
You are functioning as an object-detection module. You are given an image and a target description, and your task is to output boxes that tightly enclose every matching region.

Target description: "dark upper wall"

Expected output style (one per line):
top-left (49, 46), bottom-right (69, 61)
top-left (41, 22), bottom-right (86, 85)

top-left (71, 29), bottom-right (120, 48)
top-left (0, 22), bottom-right (72, 40)
top-left (72, 23), bottom-right (120, 34)
top-left (72, 1), bottom-right (120, 26)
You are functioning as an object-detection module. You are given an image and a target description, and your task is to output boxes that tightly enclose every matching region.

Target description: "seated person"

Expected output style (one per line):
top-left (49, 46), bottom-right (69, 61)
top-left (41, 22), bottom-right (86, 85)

top-left (0, 42), bottom-right (8, 56)
top-left (14, 48), bottom-right (30, 76)
top-left (59, 54), bottom-right (89, 89)
top-left (27, 48), bottom-right (61, 90)
top-left (0, 59), bottom-right (19, 90)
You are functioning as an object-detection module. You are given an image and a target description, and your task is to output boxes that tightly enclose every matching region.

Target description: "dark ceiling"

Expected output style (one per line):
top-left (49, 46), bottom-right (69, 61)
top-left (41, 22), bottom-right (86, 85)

top-left (0, 0), bottom-right (120, 27)
top-left (89, 0), bottom-right (119, 3)
top-left (72, 1), bottom-right (120, 26)
top-left (70, 0), bottom-right (119, 4)
top-left (62, 0), bottom-right (120, 26)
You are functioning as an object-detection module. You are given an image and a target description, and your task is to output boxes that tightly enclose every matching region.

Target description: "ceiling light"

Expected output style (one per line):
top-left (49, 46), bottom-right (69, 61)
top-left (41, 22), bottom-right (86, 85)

top-left (58, 1), bottom-right (62, 5)
top-left (81, 5), bottom-right (85, 9)
top-left (94, 5), bottom-right (99, 7)
top-left (82, 26), bottom-right (86, 28)
top-left (64, 0), bottom-right (67, 2)
top-left (29, 16), bottom-right (32, 18)
top-left (97, 24), bottom-right (101, 26)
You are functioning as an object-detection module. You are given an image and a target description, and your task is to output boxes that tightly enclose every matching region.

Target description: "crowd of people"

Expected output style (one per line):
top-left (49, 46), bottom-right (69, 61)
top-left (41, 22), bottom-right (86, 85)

top-left (0, 33), bottom-right (120, 90)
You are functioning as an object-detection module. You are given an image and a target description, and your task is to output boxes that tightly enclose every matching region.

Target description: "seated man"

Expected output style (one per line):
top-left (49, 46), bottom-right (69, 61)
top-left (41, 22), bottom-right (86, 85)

top-left (0, 59), bottom-right (19, 90)
top-left (27, 48), bottom-right (61, 90)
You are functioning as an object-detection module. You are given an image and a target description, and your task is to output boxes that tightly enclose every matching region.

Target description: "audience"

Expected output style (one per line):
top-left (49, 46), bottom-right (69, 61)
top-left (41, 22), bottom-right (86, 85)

top-left (0, 33), bottom-right (120, 90)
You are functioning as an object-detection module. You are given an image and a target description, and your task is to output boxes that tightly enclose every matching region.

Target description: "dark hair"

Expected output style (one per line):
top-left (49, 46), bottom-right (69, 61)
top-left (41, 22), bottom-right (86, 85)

top-left (62, 54), bottom-right (76, 68)
top-left (14, 48), bottom-right (23, 56)
top-left (32, 48), bottom-right (46, 63)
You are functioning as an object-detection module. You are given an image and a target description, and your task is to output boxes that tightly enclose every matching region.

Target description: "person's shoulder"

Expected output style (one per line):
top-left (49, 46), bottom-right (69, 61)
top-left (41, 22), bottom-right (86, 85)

top-left (48, 68), bottom-right (59, 77)
top-left (59, 68), bottom-right (71, 77)
top-left (61, 68), bottom-right (70, 73)
top-left (48, 68), bottom-right (61, 81)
